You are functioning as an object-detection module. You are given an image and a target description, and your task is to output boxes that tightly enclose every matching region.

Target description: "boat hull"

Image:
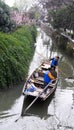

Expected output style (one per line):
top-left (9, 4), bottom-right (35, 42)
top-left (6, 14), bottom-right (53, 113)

top-left (22, 61), bottom-right (58, 101)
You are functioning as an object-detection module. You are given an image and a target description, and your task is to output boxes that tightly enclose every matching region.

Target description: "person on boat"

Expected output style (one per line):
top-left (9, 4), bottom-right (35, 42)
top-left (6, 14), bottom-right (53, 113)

top-left (43, 67), bottom-right (57, 93)
top-left (49, 56), bottom-right (59, 70)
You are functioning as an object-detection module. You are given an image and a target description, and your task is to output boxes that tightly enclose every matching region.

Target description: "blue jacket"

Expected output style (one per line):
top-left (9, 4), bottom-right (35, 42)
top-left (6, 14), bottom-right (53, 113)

top-left (44, 70), bottom-right (51, 83)
top-left (51, 58), bottom-right (58, 67)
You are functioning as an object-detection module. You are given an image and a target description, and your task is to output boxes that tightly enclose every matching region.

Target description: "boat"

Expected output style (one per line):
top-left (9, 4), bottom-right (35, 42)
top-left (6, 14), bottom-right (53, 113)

top-left (22, 61), bottom-right (58, 101)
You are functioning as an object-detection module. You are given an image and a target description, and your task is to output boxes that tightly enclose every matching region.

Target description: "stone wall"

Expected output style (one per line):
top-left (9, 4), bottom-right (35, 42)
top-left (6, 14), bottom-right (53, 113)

top-left (51, 31), bottom-right (74, 58)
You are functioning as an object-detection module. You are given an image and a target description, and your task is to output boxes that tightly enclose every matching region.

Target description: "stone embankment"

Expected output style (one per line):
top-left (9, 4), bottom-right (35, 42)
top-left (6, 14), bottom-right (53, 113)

top-left (40, 22), bottom-right (74, 58)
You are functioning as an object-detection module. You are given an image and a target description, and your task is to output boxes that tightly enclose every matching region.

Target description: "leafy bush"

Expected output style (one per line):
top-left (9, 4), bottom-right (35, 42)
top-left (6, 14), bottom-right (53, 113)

top-left (0, 25), bottom-right (37, 89)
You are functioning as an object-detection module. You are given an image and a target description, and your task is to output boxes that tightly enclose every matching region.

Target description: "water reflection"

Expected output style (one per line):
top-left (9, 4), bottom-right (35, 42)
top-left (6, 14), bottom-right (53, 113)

top-left (28, 28), bottom-right (51, 75)
top-left (0, 84), bottom-right (23, 111)
top-left (46, 88), bottom-right (74, 130)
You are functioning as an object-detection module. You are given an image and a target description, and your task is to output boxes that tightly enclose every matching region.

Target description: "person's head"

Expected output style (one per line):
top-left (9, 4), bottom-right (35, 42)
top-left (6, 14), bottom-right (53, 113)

top-left (55, 56), bottom-right (59, 60)
top-left (50, 67), bottom-right (57, 78)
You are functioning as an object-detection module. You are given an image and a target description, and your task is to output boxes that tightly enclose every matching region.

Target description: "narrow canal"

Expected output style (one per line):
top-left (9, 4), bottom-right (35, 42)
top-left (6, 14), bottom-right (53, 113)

top-left (0, 28), bottom-right (74, 130)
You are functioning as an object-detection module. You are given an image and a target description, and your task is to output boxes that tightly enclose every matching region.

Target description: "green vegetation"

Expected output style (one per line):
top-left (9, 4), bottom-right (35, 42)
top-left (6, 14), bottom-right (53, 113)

top-left (50, 2), bottom-right (74, 35)
top-left (0, 0), bottom-right (16, 32)
top-left (0, 25), bottom-right (37, 89)
top-left (49, 2), bottom-right (74, 57)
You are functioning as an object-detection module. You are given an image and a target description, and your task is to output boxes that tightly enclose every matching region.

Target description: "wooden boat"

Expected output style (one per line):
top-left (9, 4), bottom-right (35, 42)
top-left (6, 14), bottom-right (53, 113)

top-left (22, 61), bottom-right (58, 101)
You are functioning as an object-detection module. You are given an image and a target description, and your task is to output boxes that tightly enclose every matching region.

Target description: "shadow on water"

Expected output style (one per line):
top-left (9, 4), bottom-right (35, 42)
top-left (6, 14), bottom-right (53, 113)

top-left (21, 92), bottom-right (55, 119)
top-left (0, 83), bottom-right (23, 112)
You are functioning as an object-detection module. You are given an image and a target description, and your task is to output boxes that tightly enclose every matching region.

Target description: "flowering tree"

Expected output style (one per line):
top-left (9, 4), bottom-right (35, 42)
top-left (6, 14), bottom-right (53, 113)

top-left (10, 9), bottom-right (31, 25)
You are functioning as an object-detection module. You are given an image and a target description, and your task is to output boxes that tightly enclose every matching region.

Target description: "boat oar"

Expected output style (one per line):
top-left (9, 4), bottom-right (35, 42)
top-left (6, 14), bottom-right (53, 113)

top-left (24, 81), bottom-right (54, 113)
top-left (15, 95), bottom-right (27, 122)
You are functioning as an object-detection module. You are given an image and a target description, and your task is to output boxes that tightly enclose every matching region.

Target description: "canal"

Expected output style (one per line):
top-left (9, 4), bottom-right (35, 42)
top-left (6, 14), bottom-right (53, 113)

top-left (0, 28), bottom-right (74, 130)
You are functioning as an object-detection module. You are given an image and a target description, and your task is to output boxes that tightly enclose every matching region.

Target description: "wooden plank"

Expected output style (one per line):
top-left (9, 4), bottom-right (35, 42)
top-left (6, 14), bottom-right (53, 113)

top-left (31, 79), bottom-right (44, 85)
top-left (36, 77), bottom-right (44, 82)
